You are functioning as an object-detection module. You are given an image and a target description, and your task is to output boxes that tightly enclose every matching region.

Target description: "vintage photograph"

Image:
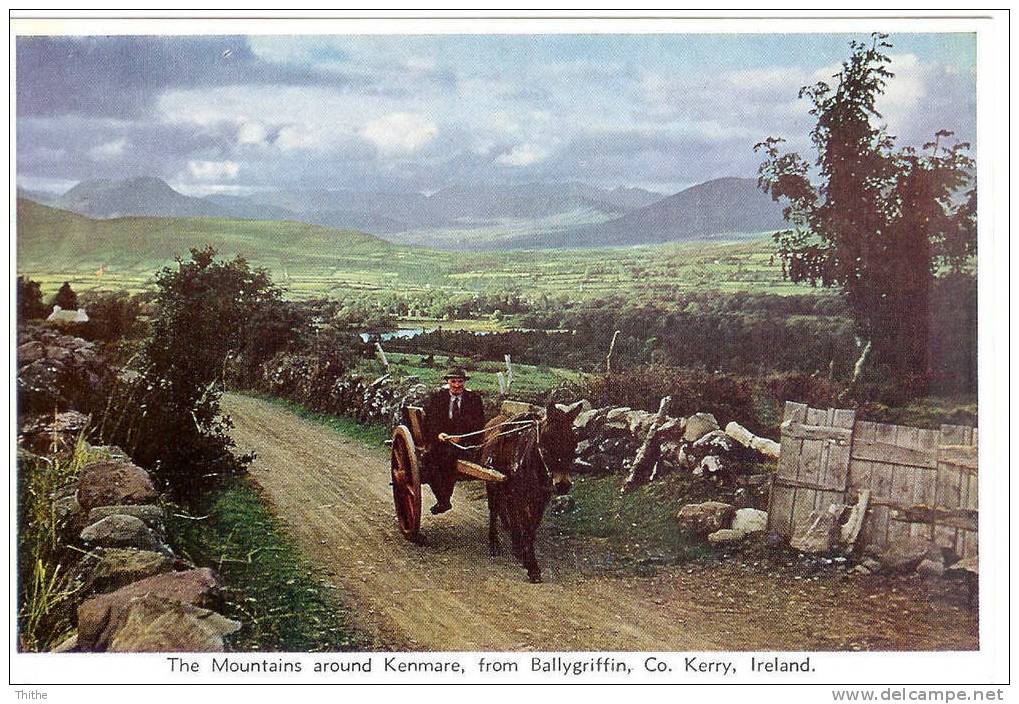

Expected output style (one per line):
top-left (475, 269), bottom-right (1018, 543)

top-left (11, 14), bottom-right (996, 679)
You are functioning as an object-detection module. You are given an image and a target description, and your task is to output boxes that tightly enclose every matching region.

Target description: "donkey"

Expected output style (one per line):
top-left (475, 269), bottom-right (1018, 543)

top-left (481, 402), bottom-right (581, 582)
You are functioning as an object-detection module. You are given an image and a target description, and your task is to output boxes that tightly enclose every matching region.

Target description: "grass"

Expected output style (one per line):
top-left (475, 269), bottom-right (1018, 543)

top-left (166, 476), bottom-right (374, 652)
top-left (17, 438), bottom-right (111, 652)
top-left (546, 472), bottom-right (723, 569)
top-left (17, 197), bottom-right (816, 302)
top-left (381, 352), bottom-right (586, 402)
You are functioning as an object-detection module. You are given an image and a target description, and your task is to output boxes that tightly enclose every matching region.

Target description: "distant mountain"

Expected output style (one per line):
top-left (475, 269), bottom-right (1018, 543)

top-left (202, 193), bottom-right (297, 221)
top-left (424, 182), bottom-right (660, 221)
top-left (55, 177), bottom-right (223, 219)
top-left (16, 187), bottom-right (57, 205)
top-left (498, 177), bottom-right (787, 249)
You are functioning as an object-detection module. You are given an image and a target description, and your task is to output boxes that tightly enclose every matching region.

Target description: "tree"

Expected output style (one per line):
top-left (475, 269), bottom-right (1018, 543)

top-left (756, 34), bottom-right (975, 395)
top-left (16, 276), bottom-right (47, 320)
top-left (130, 246), bottom-right (295, 497)
top-left (51, 281), bottom-right (78, 310)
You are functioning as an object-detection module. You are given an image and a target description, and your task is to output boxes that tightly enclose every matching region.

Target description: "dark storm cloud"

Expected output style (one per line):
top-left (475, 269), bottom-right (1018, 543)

top-left (15, 35), bottom-right (362, 118)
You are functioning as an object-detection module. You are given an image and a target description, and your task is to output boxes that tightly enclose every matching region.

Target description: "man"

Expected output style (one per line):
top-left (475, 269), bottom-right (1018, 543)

top-left (422, 367), bottom-right (485, 515)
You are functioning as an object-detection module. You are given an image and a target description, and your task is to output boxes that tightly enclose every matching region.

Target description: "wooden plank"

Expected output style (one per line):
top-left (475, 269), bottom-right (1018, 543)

top-left (869, 423), bottom-right (898, 549)
top-left (850, 421), bottom-right (878, 550)
top-left (890, 505), bottom-right (978, 532)
top-left (939, 445), bottom-right (978, 470)
top-left (851, 439), bottom-right (938, 468)
top-left (822, 408), bottom-right (855, 498)
top-left (768, 402), bottom-right (806, 536)
top-left (840, 488), bottom-right (870, 548)
top-left (885, 425), bottom-right (915, 548)
top-left (781, 422), bottom-right (853, 442)
top-left (455, 459), bottom-right (506, 483)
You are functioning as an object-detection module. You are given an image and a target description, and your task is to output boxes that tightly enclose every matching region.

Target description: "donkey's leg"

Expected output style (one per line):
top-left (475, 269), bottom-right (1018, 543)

top-left (486, 485), bottom-right (500, 556)
top-left (523, 534), bottom-right (542, 583)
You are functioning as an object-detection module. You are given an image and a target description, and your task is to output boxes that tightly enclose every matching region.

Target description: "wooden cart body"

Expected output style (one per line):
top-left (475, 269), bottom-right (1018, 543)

top-left (390, 404), bottom-right (521, 540)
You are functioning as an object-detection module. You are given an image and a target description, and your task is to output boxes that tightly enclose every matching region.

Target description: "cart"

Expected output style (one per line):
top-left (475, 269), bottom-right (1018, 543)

top-left (389, 401), bottom-right (534, 540)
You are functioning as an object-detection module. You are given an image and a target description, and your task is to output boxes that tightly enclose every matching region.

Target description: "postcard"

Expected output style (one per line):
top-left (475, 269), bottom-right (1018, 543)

top-left (8, 10), bottom-right (1009, 699)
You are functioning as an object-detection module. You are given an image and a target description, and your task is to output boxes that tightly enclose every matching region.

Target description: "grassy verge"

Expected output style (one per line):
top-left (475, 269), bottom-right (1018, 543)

top-left (166, 476), bottom-right (374, 652)
top-left (239, 393), bottom-right (389, 448)
top-left (546, 473), bottom-right (736, 571)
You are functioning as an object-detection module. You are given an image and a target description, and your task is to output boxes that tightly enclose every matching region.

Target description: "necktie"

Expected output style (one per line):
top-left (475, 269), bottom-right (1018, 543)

top-left (450, 395), bottom-right (461, 419)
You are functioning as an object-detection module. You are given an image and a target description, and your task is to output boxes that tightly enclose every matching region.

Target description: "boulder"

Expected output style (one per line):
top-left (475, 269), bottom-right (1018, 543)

top-left (76, 461), bottom-right (158, 510)
top-left (80, 514), bottom-right (168, 554)
top-left (81, 549), bottom-right (177, 595)
top-left (46, 345), bottom-right (72, 362)
top-left (725, 421), bottom-right (781, 460)
top-left (694, 455), bottom-right (738, 479)
top-left (676, 501), bottom-right (735, 536)
top-left (108, 596), bottom-right (241, 653)
top-left (707, 528), bottom-right (747, 545)
top-left (51, 634), bottom-right (78, 653)
top-left (575, 439), bottom-right (597, 458)
top-left (559, 399), bottom-right (592, 415)
top-left (683, 413), bottom-right (719, 442)
top-left (656, 417), bottom-right (686, 442)
top-left (732, 508), bottom-right (768, 534)
top-left (77, 568), bottom-right (223, 651)
top-left (790, 505), bottom-right (843, 553)
top-left (19, 410), bottom-right (91, 454)
top-left (604, 407), bottom-right (632, 422)
top-left (916, 557), bottom-right (945, 580)
top-left (691, 430), bottom-right (740, 458)
top-left (87, 505), bottom-right (165, 534)
top-left (880, 537), bottom-right (936, 574)
top-left (596, 437), bottom-right (632, 457)
top-left (573, 408), bottom-right (604, 434)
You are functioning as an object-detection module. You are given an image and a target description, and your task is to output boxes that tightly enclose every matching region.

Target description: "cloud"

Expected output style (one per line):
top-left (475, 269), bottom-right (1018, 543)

top-left (361, 113), bottom-right (438, 154)
top-left (15, 36), bottom-right (363, 118)
top-left (188, 160), bottom-right (240, 180)
top-left (237, 122), bottom-right (267, 145)
top-left (496, 144), bottom-right (546, 167)
top-left (88, 139), bottom-right (128, 160)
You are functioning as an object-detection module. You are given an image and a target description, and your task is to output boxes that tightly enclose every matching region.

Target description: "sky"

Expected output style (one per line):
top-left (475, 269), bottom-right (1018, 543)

top-left (15, 32), bottom-right (976, 197)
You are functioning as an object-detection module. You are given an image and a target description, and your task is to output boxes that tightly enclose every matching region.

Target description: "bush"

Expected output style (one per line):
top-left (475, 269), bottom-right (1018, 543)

top-left (17, 276), bottom-right (48, 321)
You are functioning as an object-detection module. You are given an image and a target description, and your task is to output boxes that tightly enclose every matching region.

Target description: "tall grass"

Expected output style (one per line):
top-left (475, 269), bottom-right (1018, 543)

top-left (17, 437), bottom-right (108, 651)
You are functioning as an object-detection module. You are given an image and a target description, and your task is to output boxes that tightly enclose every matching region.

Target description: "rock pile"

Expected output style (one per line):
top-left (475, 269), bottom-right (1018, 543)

top-left (16, 324), bottom-right (112, 418)
top-left (569, 403), bottom-right (779, 485)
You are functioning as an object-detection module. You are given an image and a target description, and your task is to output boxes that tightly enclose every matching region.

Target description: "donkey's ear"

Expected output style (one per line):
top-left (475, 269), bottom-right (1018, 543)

top-left (565, 404), bottom-right (584, 423)
top-left (545, 401), bottom-right (558, 416)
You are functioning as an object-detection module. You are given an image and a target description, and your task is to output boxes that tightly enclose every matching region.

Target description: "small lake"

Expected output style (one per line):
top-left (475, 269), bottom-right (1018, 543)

top-left (360, 328), bottom-right (433, 342)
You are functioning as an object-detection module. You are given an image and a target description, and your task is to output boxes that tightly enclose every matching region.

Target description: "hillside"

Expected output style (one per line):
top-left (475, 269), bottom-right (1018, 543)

top-left (16, 198), bottom-right (806, 300)
top-left (55, 176), bottom-right (223, 218)
top-left (14, 198), bottom-right (435, 282)
top-left (500, 177), bottom-right (787, 249)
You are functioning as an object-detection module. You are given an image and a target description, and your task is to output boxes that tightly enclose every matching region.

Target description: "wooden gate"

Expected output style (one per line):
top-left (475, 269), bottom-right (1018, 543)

top-left (768, 402), bottom-right (978, 558)
top-left (768, 402), bottom-right (855, 537)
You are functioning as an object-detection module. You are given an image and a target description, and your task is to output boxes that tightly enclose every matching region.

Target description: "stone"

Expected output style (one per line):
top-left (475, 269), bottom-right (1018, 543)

top-left (655, 417), bottom-right (686, 442)
top-left (559, 399), bottom-right (592, 415)
top-left (76, 461), bottom-right (158, 510)
top-left (596, 437), bottom-right (632, 457)
top-left (732, 508), bottom-right (768, 534)
top-left (724, 421), bottom-right (781, 460)
top-left (108, 596), bottom-right (241, 653)
top-left (880, 537), bottom-right (935, 574)
top-left (675, 501), bottom-right (736, 536)
top-left (691, 430), bottom-right (740, 457)
top-left (916, 558), bottom-right (945, 580)
top-left (764, 531), bottom-right (787, 549)
top-left (80, 514), bottom-right (168, 553)
top-left (77, 568), bottom-right (223, 651)
top-left (626, 410), bottom-right (656, 436)
top-left (683, 413), bottom-right (719, 442)
top-left (46, 345), bottom-right (72, 362)
top-left (17, 341), bottom-right (46, 363)
top-left (694, 455), bottom-right (738, 479)
top-left (87, 505), bottom-right (165, 534)
top-left (707, 528), bottom-right (746, 545)
top-left (790, 505), bottom-right (843, 554)
top-left (81, 548), bottom-right (177, 595)
top-left (573, 409), bottom-right (603, 434)
top-left (604, 407), bottom-right (632, 422)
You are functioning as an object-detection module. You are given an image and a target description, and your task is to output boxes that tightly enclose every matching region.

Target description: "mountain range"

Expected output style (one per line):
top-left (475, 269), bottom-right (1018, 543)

top-left (19, 175), bottom-right (786, 249)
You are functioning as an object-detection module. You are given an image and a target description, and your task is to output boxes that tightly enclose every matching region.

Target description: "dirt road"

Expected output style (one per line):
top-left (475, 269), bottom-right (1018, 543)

top-left (224, 393), bottom-right (978, 652)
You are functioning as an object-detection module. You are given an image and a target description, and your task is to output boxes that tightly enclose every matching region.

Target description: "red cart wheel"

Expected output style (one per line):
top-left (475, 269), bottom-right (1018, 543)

top-left (390, 425), bottom-right (421, 540)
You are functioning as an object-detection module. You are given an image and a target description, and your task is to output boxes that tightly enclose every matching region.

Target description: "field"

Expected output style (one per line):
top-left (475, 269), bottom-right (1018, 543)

top-left (17, 199), bottom-right (812, 302)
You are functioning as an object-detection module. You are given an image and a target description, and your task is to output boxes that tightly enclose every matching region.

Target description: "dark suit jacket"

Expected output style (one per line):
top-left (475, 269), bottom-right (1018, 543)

top-left (422, 387), bottom-right (485, 447)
